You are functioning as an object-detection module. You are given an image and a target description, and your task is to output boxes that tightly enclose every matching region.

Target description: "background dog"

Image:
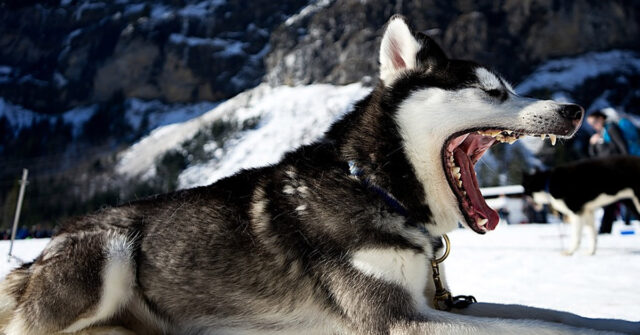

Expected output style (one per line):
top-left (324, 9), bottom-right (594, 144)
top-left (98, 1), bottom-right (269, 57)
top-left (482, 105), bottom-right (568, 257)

top-left (523, 156), bottom-right (640, 255)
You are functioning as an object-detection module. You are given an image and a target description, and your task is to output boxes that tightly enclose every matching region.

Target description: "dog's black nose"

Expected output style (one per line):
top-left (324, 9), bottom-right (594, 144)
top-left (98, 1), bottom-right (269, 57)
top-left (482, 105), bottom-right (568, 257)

top-left (558, 104), bottom-right (584, 121)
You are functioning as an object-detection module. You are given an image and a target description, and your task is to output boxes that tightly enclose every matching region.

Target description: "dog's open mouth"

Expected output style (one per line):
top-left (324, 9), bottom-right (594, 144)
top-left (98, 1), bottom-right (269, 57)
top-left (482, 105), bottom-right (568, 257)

top-left (443, 129), bottom-right (558, 234)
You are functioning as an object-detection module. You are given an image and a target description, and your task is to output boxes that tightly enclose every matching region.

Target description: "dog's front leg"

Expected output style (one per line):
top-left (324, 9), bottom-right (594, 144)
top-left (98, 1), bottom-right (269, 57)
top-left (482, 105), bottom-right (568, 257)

top-left (450, 302), bottom-right (639, 334)
top-left (564, 214), bottom-right (583, 255)
top-left (583, 210), bottom-right (597, 255)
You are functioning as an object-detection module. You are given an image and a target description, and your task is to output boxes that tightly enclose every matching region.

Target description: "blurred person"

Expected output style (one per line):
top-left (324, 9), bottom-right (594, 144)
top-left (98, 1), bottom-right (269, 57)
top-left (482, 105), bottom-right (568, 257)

top-left (523, 196), bottom-right (548, 224)
top-left (586, 109), bottom-right (628, 157)
top-left (15, 225), bottom-right (29, 239)
top-left (586, 109), bottom-right (640, 233)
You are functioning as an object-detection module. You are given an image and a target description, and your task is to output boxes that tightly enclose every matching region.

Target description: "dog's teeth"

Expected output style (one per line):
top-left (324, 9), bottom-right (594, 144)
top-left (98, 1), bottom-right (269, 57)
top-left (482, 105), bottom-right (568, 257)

top-left (462, 191), bottom-right (467, 196)
top-left (452, 167), bottom-right (460, 174)
top-left (507, 137), bottom-right (517, 144)
top-left (549, 134), bottom-right (557, 146)
top-left (540, 134), bottom-right (547, 140)
top-left (476, 218), bottom-right (488, 226)
top-left (457, 180), bottom-right (463, 188)
top-left (505, 130), bottom-right (513, 134)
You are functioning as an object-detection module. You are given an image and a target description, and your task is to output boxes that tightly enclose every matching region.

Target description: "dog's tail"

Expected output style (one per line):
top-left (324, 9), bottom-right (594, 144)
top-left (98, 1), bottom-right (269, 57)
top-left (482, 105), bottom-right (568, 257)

top-left (0, 262), bottom-right (33, 328)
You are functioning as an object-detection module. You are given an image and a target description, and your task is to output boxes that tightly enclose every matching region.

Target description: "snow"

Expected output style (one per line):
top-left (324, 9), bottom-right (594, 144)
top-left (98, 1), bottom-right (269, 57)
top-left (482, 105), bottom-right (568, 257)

top-left (0, 98), bottom-right (44, 131)
top-left (124, 98), bottom-right (218, 133)
top-left (516, 50), bottom-right (640, 94)
top-left (116, 83), bottom-right (371, 183)
top-left (285, 0), bottom-right (333, 26)
top-left (480, 185), bottom-right (524, 197)
top-left (150, 4), bottom-right (172, 19)
top-left (0, 96), bottom-right (216, 141)
top-left (53, 72), bottom-right (69, 88)
top-left (0, 223), bottom-right (637, 322)
top-left (0, 239), bottom-right (50, 279)
top-left (123, 3), bottom-right (146, 16)
top-left (0, 65), bottom-right (11, 84)
top-left (61, 104), bottom-right (98, 135)
top-left (447, 222), bottom-right (640, 321)
top-left (178, 83), bottom-right (369, 187)
top-left (178, 0), bottom-right (226, 17)
top-left (168, 33), bottom-right (246, 56)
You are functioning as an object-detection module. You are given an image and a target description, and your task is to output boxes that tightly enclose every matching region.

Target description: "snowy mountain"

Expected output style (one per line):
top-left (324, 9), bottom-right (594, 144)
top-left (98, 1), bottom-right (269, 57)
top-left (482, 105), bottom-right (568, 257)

top-left (0, 97), bottom-right (217, 139)
top-left (116, 83), bottom-right (370, 188)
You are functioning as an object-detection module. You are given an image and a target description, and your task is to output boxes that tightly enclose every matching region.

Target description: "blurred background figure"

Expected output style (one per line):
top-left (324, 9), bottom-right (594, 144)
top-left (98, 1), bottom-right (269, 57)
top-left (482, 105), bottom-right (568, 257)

top-left (587, 108), bottom-right (640, 158)
top-left (586, 108), bottom-right (640, 233)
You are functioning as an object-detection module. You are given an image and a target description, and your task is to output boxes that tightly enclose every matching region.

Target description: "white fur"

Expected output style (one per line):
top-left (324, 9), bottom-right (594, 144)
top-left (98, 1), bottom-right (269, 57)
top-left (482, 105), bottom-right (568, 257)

top-left (351, 248), bottom-right (429, 309)
top-left (4, 315), bottom-right (30, 335)
top-left (475, 68), bottom-right (501, 90)
top-left (395, 85), bottom-right (566, 235)
top-left (582, 188), bottom-right (637, 213)
top-left (62, 236), bottom-right (135, 333)
top-left (379, 17), bottom-right (421, 85)
top-left (307, 245), bottom-right (627, 334)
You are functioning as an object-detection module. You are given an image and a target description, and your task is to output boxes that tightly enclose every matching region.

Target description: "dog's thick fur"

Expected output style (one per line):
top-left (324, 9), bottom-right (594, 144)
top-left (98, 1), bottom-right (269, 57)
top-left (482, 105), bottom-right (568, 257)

top-left (523, 156), bottom-right (640, 255)
top-left (1, 16), bottom-right (638, 335)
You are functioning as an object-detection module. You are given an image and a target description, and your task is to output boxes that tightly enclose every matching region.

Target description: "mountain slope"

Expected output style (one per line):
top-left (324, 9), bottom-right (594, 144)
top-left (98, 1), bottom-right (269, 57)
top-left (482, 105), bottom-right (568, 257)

top-left (116, 82), bottom-right (370, 187)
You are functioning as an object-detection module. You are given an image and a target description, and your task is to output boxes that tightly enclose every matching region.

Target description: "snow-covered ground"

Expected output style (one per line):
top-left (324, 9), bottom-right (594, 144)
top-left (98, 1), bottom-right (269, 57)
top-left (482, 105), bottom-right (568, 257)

top-left (447, 222), bottom-right (640, 322)
top-left (0, 223), bottom-right (637, 322)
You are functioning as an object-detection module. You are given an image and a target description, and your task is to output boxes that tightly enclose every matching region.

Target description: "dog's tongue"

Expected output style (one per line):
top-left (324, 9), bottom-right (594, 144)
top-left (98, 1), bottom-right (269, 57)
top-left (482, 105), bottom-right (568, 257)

top-left (454, 148), bottom-right (500, 230)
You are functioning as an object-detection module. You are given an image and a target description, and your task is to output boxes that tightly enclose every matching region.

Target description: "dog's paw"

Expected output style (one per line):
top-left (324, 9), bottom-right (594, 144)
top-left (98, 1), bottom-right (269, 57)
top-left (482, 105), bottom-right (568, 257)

top-left (561, 250), bottom-right (575, 256)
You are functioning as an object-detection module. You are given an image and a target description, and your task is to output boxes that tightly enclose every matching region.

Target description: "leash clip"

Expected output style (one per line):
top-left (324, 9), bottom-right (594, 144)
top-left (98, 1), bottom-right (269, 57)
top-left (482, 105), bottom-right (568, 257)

top-left (431, 234), bottom-right (476, 311)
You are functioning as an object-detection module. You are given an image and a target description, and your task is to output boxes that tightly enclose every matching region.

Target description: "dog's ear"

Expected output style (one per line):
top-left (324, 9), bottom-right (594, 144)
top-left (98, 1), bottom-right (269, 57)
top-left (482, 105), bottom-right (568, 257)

top-left (415, 32), bottom-right (448, 70)
top-left (379, 15), bottom-right (421, 85)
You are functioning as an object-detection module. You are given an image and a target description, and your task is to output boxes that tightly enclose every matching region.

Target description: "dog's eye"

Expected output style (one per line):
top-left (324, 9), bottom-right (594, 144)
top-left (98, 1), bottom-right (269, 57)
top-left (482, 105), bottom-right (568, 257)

top-left (484, 89), bottom-right (507, 102)
top-left (485, 89), bottom-right (502, 97)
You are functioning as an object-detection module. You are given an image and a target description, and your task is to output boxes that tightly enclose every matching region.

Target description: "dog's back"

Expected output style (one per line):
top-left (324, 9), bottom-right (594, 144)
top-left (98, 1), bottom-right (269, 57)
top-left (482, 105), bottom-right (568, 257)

top-left (0, 142), bottom-right (429, 334)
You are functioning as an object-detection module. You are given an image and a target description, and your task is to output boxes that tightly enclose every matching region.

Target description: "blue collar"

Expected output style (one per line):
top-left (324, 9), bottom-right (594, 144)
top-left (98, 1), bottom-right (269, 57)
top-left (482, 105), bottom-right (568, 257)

top-left (348, 161), bottom-right (428, 234)
top-left (544, 177), bottom-right (551, 193)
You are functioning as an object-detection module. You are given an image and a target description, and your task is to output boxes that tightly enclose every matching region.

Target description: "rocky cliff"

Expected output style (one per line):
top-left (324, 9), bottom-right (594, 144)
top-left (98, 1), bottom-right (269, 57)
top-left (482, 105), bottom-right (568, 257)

top-left (266, 0), bottom-right (640, 86)
top-left (0, 0), bottom-right (307, 114)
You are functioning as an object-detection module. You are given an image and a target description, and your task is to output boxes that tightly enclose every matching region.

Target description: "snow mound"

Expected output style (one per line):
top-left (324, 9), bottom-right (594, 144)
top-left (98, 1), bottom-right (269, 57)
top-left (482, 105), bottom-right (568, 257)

top-left (516, 50), bottom-right (640, 94)
top-left (116, 83), bottom-right (370, 186)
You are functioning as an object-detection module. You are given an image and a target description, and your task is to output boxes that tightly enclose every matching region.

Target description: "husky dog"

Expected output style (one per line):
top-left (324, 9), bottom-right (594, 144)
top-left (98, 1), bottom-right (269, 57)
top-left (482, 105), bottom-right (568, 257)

top-left (523, 156), bottom-right (640, 256)
top-left (1, 16), bottom-right (638, 335)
